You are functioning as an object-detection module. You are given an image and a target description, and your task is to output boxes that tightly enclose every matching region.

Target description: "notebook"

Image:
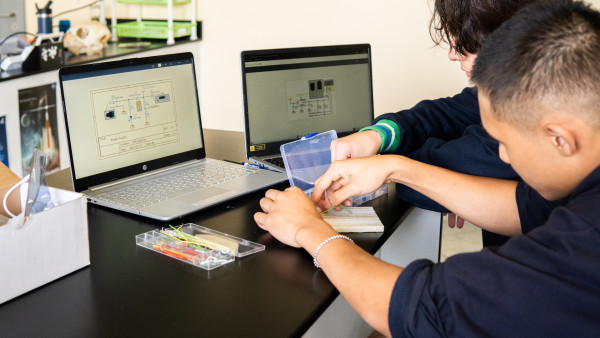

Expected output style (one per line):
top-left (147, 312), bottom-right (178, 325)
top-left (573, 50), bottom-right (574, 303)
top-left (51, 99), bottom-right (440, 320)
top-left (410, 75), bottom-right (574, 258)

top-left (241, 44), bottom-right (374, 172)
top-left (59, 52), bottom-right (287, 221)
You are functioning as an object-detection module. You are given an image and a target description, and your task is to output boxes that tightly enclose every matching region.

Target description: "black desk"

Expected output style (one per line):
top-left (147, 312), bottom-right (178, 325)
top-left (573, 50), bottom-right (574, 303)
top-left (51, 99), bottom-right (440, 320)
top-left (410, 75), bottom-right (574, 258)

top-left (0, 183), bottom-right (414, 337)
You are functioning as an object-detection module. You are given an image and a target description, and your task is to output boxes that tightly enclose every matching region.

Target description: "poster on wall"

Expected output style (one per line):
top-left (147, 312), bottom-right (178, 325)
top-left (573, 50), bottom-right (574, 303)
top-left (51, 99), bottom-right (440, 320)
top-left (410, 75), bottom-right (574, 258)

top-left (0, 116), bottom-right (8, 167)
top-left (18, 83), bottom-right (60, 174)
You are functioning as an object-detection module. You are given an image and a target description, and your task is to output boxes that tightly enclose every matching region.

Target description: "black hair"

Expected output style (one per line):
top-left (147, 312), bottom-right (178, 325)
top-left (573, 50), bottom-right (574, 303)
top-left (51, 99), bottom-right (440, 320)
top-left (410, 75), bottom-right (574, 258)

top-left (430, 0), bottom-right (538, 55)
top-left (472, 0), bottom-right (600, 128)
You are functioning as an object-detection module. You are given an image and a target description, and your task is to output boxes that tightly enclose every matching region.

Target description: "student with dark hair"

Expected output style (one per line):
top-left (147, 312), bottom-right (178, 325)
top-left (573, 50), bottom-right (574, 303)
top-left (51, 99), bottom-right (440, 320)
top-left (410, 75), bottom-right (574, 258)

top-left (255, 0), bottom-right (600, 335)
top-left (333, 0), bottom-right (535, 245)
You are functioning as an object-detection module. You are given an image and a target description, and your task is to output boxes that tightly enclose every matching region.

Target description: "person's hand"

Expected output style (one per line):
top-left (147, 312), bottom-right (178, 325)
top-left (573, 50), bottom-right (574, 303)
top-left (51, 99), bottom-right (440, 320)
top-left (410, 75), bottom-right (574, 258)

top-left (254, 187), bottom-right (328, 248)
top-left (444, 212), bottom-right (465, 228)
top-left (312, 156), bottom-right (394, 210)
top-left (331, 130), bottom-right (382, 161)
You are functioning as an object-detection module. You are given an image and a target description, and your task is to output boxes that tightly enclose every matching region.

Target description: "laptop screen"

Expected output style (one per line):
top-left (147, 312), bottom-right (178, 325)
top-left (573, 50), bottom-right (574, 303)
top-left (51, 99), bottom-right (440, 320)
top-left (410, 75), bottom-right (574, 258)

top-left (59, 52), bottom-right (205, 191)
top-left (241, 44), bottom-right (374, 158)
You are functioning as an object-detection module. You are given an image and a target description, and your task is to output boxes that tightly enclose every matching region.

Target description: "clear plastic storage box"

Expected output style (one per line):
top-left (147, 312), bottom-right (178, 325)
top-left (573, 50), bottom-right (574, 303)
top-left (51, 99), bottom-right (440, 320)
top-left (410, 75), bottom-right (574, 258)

top-left (281, 130), bottom-right (337, 192)
top-left (136, 223), bottom-right (265, 270)
top-left (280, 130), bottom-right (387, 205)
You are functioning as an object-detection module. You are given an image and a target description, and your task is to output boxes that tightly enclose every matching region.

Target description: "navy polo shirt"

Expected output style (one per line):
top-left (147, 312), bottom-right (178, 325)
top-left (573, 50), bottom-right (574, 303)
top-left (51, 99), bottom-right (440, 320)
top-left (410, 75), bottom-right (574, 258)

top-left (388, 166), bottom-right (600, 337)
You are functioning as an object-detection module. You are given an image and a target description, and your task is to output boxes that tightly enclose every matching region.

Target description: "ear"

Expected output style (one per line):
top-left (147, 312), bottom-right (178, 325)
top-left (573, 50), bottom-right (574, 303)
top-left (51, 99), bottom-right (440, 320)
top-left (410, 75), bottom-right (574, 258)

top-left (545, 123), bottom-right (577, 157)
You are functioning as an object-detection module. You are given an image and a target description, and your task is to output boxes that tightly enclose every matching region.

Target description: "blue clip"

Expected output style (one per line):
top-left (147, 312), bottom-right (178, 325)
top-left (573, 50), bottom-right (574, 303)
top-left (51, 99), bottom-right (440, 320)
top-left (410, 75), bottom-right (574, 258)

top-left (301, 132), bottom-right (318, 140)
top-left (241, 162), bottom-right (265, 169)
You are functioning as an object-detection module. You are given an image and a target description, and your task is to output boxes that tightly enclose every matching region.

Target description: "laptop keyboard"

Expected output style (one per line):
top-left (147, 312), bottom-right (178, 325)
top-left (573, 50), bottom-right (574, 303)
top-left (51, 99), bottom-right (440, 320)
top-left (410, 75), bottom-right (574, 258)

top-left (97, 162), bottom-right (257, 208)
top-left (264, 156), bottom-right (285, 168)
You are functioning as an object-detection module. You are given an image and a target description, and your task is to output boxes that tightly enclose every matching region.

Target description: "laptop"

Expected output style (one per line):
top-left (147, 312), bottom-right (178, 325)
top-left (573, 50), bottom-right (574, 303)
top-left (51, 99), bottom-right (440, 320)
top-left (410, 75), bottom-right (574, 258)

top-left (241, 44), bottom-right (374, 172)
top-left (59, 52), bottom-right (287, 221)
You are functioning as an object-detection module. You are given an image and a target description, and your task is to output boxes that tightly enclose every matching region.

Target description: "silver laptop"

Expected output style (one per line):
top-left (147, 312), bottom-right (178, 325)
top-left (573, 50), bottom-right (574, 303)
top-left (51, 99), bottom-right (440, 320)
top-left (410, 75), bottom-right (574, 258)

top-left (241, 44), bottom-right (374, 171)
top-left (59, 52), bottom-right (287, 221)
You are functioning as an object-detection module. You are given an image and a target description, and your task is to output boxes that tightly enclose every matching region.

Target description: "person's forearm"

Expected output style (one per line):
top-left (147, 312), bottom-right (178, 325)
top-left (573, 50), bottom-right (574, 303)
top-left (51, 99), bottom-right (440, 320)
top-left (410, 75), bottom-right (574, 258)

top-left (296, 224), bottom-right (402, 336)
top-left (386, 156), bottom-right (521, 236)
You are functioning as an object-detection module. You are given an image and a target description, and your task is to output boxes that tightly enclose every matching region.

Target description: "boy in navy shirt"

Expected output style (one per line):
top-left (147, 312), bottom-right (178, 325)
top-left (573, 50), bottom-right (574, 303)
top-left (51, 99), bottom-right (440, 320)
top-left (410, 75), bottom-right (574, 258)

top-left (255, 0), bottom-right (600, 335)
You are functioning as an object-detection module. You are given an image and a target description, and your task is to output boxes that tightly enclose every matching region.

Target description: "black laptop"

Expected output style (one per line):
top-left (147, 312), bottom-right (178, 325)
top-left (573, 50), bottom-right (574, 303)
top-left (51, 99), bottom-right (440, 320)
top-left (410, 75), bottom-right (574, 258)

top-left (241, 44), bottom-right (374, 171)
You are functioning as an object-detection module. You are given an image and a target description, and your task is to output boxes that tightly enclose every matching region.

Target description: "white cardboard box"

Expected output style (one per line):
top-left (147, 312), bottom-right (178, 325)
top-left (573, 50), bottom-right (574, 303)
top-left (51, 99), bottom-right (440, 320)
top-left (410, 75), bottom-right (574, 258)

top-left (0, 188), bottom-right (89, 304)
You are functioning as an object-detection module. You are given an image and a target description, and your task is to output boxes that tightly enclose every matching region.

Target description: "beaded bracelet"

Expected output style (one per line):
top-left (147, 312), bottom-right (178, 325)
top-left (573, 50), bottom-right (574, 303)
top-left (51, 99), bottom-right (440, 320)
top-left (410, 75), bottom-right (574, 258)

top-left (313, 235), bottom-right (354, 269)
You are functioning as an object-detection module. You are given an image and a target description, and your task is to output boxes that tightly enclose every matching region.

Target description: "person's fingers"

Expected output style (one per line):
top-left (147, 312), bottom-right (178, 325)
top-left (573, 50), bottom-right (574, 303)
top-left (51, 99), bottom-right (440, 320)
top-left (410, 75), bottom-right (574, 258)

top-left (285, 186), bottom-right (306, 195)
top-left (318, 198), bottom-right (332, 210)
top-left (264, 189), bottom-right (281, 201)
top-left (329, 179), bottom-right (345, 192)
top-left (311, 179), bottom-right (327, 204)
top-left (448, 213), bottom-right (456, 228)
top-left (313, 171), bottom-right (342, 203)
top-left (318, 196), bottom-right (352, 210)
top-left (254, 212), bottom-right (267, 230)
top-left (326, 184), bottom-right (357, 208)
top-left (457, 216), bottom-right (465, 229)
top-left (259, 197), bottom-right (274, 213)
top-left (314, 182), bottom-right (343, 207)
top-left (445, 213), bottom-right (466, 229)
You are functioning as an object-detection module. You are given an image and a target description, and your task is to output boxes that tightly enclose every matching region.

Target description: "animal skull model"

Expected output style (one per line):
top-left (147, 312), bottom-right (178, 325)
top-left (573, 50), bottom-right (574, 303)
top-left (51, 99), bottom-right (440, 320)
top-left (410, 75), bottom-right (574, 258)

top-left (64, 21), bottom-right (111, 55)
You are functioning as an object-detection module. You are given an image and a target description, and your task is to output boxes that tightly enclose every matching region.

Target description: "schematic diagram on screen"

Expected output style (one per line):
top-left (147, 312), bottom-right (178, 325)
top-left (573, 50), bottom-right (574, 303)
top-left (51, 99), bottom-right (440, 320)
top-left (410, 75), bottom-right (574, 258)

top-left (287, 79), bottom-right (335, 120)
top-left (90, 79), bottom-right (179, 159)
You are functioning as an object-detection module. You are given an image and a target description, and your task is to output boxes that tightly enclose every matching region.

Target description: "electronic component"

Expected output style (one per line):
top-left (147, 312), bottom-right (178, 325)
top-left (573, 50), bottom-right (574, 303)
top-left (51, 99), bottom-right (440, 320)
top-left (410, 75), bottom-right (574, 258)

top-left (135, 223), bottom-right (265, 270)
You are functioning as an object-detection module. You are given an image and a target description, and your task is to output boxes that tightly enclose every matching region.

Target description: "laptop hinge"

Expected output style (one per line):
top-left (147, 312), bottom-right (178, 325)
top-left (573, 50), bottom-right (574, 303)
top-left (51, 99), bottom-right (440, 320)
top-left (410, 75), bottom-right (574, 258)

top-left (88, 160), bottom-right (201, 191)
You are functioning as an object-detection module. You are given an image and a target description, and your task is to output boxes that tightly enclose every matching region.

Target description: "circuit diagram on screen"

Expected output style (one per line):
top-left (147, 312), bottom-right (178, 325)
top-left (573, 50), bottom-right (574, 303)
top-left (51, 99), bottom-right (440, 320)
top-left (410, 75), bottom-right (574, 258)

top-left (90, 79), bottom-right (179, 159)
top-left (287, 79), bottom-right (335, 120)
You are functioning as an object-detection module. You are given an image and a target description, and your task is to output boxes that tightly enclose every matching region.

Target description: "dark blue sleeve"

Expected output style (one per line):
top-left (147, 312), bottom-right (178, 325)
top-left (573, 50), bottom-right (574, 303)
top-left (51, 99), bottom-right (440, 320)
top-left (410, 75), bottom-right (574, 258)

top-left (388, 259), bottom-right (441, 337)
top-left (394, 124), bottom-right (519, 212)
top-left (516, 181), bottom-right (569, 234)
top-left (374, 87), bottom-right (481, 155)
top-left (371, 87), bottom-right (519, 212)
top-left (388, 207), bottom-right (600, 337)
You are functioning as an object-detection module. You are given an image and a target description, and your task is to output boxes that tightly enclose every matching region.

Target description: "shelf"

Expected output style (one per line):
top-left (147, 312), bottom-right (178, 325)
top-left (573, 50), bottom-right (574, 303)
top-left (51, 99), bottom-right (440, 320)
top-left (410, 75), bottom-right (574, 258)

top-left (115, 21), bottom-right (196, 39)
top-left (111, 0), bottom-right (198, 44)
top-left (116, 0), bottom-right (191, 4)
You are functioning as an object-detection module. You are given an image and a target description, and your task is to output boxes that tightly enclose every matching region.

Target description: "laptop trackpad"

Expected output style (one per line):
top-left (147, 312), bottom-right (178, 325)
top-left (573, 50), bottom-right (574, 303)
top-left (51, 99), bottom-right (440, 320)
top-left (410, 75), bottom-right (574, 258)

top-left (174, 186), bottom-right (232, 205)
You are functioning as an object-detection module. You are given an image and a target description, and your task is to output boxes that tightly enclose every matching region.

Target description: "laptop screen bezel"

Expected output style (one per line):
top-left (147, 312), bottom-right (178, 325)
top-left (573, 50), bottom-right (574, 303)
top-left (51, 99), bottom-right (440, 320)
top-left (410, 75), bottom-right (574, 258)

top-left (240, 43), bottom-right (374, 159)
top-left (59, 52), bottom-right (206, 192)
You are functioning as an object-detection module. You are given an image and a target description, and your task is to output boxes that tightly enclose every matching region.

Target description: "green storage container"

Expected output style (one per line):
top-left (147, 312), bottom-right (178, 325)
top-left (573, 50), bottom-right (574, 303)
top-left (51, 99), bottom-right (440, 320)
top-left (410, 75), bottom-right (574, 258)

top-left (115, 21), bottom-right (196, 39)
top-left (116, 0), bottom-right (191, 4)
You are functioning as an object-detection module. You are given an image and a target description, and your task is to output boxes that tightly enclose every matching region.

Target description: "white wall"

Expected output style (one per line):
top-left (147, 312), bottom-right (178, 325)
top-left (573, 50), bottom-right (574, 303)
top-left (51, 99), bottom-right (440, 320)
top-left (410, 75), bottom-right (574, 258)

top-left (23, 0), bottom-right (469, 132)
top-left (197, 0), bottom-right (469, 131)
top-left (20, 0), bottom-right (600, 134)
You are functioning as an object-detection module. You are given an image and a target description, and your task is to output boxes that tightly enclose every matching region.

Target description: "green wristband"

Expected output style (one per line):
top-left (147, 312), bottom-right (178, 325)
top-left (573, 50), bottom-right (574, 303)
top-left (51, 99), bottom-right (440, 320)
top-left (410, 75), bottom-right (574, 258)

top-left (376, 119), bottom-right (401, 153)
top-left (359, 125), bottom-right (387, 153)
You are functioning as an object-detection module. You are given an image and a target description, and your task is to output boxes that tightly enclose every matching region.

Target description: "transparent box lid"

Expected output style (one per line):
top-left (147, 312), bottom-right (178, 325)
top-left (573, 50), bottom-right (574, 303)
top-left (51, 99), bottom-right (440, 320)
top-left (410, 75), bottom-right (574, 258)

top-left (280, 130), bottom-right (388, 205)
top-left (135, 223), bottom-right (265, 270)
top-left (280, 130), bottom-right (337, 193)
